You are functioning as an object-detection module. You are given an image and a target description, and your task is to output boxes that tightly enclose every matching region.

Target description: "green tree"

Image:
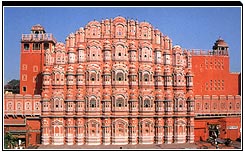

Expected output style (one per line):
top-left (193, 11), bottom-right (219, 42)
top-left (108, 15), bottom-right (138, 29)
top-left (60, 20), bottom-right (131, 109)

top-left (4, 132), bottom-right (18, 149)
top-left (4, 79), bottom-right (20, 94)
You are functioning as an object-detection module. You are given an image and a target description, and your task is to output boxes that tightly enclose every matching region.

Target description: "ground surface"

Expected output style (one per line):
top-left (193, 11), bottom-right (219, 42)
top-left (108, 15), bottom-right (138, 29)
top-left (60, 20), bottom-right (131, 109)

top-left (33, 141), bottom-right (241, 150)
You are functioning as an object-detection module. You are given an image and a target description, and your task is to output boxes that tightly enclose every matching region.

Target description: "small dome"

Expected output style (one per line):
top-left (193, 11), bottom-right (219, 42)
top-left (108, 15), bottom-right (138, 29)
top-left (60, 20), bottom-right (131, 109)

top-left (156, 66), bottom-right (162, 72)
top-left (214, 37), bottom-right (228, 47)
top-left (78, 44), bottom-right (85, 50)
top-left (129, 93), bottom-right (137, 101)
top-left (76, 93), bottom-right (84, 100)
top-left (164, 67), bottom-right (171, 75)
top-left (165, 92), bottom-right (172, 100)
top-left (55, 42), bottom-right (65, 50)
top-left (79, 27), bottom-right (84, 31)
top-left (129, 64), bottom-right (137, 73)
top-left (186, 70), bottom-right (193, 76)
top-left (103, 64), bottom-right (111, 73)
top-left (43, 67), bottom-right (51, 75)
top-left (67, 65), bottom-right (74, 74)
top-left (44, 67), bottom-right (50, 72)
top-left (113, 16), bottom-right (126, 22)
top-left (155, 91), bottom-right (164, 101)
top-left (155, 45), bottom-right (161, 51)
top-left (77, 64), bottom-right (84, 73)
top-left (155, 29), bottom-right (160, 33)
top-left (173, 45), bottom-right (181, 49)
top-left (68, 47), bottom-right (75, 53)
top-left (69, 33), bottom-right (75, 38)
top-left (31, 24), bottom-right (45, 32)
top-left (188, 95), bottom-right (194, 101)
top-left (129, 41), bottom-right (137, 50)
top-left (163, 35), bottom-right (170, 40)
top-left (103, 40), bottom-right (111, 50)
top-left (103, 94), bottom-right (111, 101)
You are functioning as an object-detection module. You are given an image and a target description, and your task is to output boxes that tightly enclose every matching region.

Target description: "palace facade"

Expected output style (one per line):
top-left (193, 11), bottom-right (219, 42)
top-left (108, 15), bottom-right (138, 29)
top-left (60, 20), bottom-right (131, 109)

top-left (4, 16), bottom-right (241, 147)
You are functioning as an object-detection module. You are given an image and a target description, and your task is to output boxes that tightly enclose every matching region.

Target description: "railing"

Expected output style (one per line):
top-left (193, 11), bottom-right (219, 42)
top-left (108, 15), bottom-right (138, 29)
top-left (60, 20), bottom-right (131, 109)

top-left (21, 33), bottom-right (57, 43)
top-left (4, 109), bottom-right (41, 116)
top-left (189, 49), bottom-right (213, 56)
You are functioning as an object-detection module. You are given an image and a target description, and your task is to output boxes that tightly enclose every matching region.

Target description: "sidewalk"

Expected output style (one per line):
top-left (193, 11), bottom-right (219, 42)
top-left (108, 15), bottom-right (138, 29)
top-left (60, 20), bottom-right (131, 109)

top-left (36, 141), bottom-right (241, 150)
top-left (38, 143), bottom-right (198, 150)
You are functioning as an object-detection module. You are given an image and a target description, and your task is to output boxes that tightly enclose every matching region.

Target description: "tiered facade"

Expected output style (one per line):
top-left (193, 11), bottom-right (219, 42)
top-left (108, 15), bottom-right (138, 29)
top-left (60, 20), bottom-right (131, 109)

top-left (41, 16), bottom-right (194, 145)
top-left (4, 16), bottom-right (241, 147)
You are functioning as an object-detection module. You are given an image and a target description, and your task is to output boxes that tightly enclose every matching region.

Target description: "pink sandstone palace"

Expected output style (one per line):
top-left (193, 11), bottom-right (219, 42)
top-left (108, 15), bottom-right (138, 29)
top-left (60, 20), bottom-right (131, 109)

top-left (4, 16), bottom-right (241, 147)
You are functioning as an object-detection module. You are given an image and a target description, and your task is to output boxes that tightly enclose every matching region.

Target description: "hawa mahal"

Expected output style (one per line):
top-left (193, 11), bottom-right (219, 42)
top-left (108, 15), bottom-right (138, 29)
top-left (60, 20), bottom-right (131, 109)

top-left (4, 16), bottom-right (241, 147)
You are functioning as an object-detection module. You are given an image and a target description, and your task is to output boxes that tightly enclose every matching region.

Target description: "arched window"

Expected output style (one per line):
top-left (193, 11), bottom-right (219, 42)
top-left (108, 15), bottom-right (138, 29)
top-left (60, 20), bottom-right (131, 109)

top-left (90, 73), bottom-right (96, 81)
top-left (116, 72), bottom-right (124, 81)
top-left (90, 98), bottom-right (96, 108)
top-left (35, 102), bottom-right (40, 110)
top-left (116, 25), bottom-right (124, 37)
top-left (143, 73), bottom-right (149, 82)
top-left (144, 99), bottom-right (150, 108)
top-left (8, 102), bottom-right (13, 110)
top-left (142, 27), bottom-right (148, 37)
top-left (116, 98), bottom-right (124, 107)
top-left (55, 99), bottom-right (59, 108)
top-left (26, 102), bottom-right (30, 110)
top-left (17, 103), bottom-right (22, 110)
top-left (55, 126), bottom-right (59, 134)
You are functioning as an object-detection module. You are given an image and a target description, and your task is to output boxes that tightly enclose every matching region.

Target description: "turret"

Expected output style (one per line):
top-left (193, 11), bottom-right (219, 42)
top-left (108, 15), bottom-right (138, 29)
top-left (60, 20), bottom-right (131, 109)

top-left (212, 37), bottom-right (229, 56)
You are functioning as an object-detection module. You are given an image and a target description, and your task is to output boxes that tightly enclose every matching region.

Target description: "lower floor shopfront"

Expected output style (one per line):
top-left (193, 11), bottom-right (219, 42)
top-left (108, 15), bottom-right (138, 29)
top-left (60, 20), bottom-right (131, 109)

top-left (194, 116), bottom-right (241, 142)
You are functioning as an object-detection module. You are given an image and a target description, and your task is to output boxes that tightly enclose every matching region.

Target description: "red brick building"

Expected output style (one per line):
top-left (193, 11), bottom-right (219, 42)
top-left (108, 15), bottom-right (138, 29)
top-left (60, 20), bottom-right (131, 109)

top-left (4, 16), bottom-right (241, 147)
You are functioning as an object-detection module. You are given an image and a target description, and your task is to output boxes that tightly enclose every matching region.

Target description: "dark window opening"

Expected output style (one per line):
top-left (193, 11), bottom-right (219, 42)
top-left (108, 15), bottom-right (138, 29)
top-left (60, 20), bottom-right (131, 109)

top-left (144, 99), bottom-right (150, 108)
top-left (24, 44), bottom-right (29, 50)
top-left (33, 43), bottom-right (41, 50)
top-left (116, 98), bottom-right (124, 107)
top-left (44, 43), bottom-right (49, 50)
top-left (116, 72), bottom-right (124, 81)
top-left (93, 54), bottom-right (95, 56)
top-left (143, 73), bottom-right (149, 82)
top-left (23, 86), bottom-right (27, 92)
top-left (118, 53), bottom-right (121, 56)
top-left (90, 99), bottom-right (96, 108)
top-left (91, 73), bottom-right (96, 81)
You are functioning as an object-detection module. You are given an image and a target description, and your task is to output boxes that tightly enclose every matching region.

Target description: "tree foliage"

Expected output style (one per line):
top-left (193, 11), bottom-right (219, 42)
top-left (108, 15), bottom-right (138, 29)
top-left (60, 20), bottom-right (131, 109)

top-left (4, 79), bottom-right (20, 94)
top-left (4, 132), bottom-right (18, 149)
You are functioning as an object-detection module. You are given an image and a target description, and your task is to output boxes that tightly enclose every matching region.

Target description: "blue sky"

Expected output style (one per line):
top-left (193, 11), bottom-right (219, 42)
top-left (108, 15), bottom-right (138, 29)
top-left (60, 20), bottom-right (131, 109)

top-left (3, 7), bottom-right (242, 84)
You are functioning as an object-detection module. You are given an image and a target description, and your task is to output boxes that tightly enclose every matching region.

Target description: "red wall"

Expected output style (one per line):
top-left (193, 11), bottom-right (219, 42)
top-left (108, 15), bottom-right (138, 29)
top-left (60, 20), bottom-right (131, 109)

top-left (20, 45), bottom-right (44, 95)
top-left (192, 55), bottom-right (240, 96)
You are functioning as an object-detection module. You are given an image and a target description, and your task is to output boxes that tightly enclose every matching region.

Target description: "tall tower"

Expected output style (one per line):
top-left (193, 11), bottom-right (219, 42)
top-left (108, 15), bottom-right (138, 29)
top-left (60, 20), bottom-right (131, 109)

top-left (20, 24), bottom-right (56, 95)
